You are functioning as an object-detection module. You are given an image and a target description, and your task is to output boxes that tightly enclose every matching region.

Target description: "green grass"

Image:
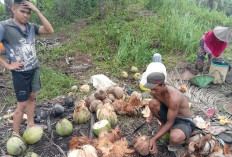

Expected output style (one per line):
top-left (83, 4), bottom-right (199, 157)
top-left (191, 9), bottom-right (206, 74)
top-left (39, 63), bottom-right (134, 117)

top-left (36, 66), bottom-right (77, 103)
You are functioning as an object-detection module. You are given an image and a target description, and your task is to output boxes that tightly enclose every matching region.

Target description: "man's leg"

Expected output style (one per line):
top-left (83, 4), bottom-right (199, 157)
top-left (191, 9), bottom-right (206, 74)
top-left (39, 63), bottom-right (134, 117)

top-left (169, 128), bottom-right (186, 145)
top-left (25, 92), bottom-right (36, 128)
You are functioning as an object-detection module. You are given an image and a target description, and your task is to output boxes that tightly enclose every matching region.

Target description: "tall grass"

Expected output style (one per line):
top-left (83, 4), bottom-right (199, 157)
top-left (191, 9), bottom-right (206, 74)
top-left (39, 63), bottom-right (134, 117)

top-left (148, 0), bottom-right (232, 61)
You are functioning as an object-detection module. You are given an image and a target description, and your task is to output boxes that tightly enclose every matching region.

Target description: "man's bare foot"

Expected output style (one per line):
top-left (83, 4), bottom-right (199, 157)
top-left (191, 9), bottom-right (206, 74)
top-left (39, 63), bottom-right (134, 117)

top-left (26, 123), bottom-right (38, 129)
top-left (27, 124), bottom-right (47, 130)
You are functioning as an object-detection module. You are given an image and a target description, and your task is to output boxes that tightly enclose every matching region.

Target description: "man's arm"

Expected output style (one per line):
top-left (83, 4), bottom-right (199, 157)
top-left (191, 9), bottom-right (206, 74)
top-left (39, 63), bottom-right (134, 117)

top-left (149, 102), bottom-right (179, 154)
top-left (22, 1), bottom-right (54, 35)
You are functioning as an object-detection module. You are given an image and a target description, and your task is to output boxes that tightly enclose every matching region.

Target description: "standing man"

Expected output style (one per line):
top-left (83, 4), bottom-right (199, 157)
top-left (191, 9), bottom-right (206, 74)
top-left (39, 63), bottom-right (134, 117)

top-left (144, 72), bottom-right (195, 154)
top-left (0, 0), bottom-right (54, 135)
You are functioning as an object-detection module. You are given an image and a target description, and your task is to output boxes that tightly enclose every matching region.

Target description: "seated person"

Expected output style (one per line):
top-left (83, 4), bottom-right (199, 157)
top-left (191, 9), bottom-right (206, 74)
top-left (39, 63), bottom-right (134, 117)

top-left (140, 53), bottom-right (167, 91)
top-left (144, 72), bottom-right (195, 154)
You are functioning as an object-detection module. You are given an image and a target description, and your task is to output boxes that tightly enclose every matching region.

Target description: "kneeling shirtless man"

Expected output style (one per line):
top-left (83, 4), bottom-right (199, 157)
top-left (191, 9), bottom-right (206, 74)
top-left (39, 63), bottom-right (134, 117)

top-left (144, 72), bottom-right (195, 154)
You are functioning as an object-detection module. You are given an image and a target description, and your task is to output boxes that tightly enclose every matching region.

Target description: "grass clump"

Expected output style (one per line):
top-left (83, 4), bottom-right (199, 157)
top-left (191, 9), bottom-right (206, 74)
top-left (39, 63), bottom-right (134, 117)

top-left (37, 66), bottom-right (77, 102)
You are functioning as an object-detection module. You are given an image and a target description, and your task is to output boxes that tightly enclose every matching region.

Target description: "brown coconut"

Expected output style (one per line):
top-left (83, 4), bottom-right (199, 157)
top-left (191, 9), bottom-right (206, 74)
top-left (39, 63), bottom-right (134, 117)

top-left (102, 98), bottom-right (112, 104)
top-left (85, 95), bottom-right (96, 108)
top-left (94, 90), bottom-right (106, 100)
top-left (107, 94), bottom-right (115, 102)
top-left (133, 135), bottom-right (150, 156)
top-left (108, 86), bottom-right (124, 99)
top-left (112, 102), bottom-right (122, 114)
top-left (89, 100), bottom-right (103, 112)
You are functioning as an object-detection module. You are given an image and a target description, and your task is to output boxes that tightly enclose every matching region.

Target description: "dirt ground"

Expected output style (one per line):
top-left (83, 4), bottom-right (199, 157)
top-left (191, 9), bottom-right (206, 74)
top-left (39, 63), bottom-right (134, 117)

top-left (0, 19), bottom-right (232, 157)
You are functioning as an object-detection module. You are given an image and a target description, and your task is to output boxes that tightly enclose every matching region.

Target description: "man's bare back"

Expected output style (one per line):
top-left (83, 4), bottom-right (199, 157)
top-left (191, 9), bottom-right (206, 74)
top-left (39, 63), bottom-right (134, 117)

top-left (153, 85), bottom-right (192, 119)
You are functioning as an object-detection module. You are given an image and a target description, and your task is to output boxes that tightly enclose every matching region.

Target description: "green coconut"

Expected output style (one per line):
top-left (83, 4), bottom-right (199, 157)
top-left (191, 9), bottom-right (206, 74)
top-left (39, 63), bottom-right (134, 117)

top-left (24, 152), bottom-right (39, 157)
top-left (56, 118), bottom-right (73, 136)
top-left (93, 120), bottom-right (111, 136)
top-left (23, 126), bottom-right (43, 144)
top-left (131, 66), bottom-right (139, 73)
top-left (161, 132), bottom-right (170, 140)
top-left (120, 71), bottom-right (128, 79)
top-left (6, 134), bottom-right (26, 156)
top-left (73, 106), bottom-right (91, 124)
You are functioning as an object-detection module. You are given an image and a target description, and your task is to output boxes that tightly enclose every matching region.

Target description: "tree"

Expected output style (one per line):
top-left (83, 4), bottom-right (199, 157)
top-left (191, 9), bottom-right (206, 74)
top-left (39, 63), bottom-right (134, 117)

top-left (4, 0), bottom-right (13, 18)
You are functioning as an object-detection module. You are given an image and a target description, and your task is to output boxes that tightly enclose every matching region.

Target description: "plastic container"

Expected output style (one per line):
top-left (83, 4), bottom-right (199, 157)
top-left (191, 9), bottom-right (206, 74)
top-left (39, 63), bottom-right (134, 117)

top-left (209, 58), bottom-right (230, 84)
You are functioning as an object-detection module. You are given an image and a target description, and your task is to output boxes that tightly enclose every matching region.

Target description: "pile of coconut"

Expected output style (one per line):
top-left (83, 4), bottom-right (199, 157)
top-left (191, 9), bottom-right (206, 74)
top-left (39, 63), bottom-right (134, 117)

top-left (67, 85), bottom-right (152, 156)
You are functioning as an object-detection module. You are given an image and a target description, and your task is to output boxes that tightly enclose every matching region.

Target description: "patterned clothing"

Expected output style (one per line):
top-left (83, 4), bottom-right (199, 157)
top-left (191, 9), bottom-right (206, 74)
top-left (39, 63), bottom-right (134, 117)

top-left (0, 19), bottom-right (40, 71)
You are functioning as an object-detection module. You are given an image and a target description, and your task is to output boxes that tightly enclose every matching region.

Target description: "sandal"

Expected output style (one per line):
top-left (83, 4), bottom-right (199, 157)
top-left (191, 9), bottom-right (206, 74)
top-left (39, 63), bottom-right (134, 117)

top-left (167, 143), bottom-right (183, 152)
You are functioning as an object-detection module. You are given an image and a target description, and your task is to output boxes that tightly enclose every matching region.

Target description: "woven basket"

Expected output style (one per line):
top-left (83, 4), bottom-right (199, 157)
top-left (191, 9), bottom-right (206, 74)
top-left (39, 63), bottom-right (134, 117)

top-left (209, 61), bottom-right (229, 84)
top-left (189, 75), bottom-right (214, 87)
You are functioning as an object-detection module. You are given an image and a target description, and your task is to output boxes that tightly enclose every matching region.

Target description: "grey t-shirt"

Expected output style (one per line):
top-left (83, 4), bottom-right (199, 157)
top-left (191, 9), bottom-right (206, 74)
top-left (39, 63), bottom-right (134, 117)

top-left (0, 19), bottom-right (40, 71)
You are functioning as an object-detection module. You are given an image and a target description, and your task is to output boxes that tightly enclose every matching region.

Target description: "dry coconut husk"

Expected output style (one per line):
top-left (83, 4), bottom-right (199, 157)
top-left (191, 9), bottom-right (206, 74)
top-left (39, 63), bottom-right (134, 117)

top-left (105, 138), bottom-right (135, 157)
top-left (99, 128), bottom-right (122, 143)
top-left (178, 84), bottom-right (187, 93)
top-left (224, 143), bottom-right (231, 155)
top-left (69, 136), bottom-right (97, 149)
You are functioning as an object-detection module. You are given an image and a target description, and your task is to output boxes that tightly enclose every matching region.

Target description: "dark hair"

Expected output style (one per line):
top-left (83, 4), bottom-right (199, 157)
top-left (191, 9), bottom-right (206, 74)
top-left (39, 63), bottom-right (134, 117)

top-left (14, 0), bottom-right (30, 5)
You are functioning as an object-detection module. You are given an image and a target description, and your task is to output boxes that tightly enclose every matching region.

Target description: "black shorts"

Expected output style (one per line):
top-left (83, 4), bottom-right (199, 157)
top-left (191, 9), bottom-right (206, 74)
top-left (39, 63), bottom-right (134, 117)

top-left (158, 102), bottom-right (195, 140)
top-left (12, 68), bottom-right (41, 102)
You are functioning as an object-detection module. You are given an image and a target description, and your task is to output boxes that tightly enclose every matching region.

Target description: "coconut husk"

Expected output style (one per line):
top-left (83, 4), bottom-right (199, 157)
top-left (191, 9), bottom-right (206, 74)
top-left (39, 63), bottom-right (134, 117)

top-left (99, 128), bottom-right (122, 143)
top-left (69, 136), bottom-right (98, 149)
top-left (224, 143), bottom-right (231, 155)
top-left (106, 138), bottom-right (135, 157)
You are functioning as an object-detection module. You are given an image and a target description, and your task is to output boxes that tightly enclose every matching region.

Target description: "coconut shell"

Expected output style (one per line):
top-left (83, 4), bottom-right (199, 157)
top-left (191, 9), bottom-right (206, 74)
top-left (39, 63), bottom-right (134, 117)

top-left (188, 141), bottom-right (199, 153)
top-left (109, 86), bottom-right (124, 99)
top-left (89, 100), bottom-right (103, 112)
top-left (67, 149), bottom-right (85, 157)
top-left (199, 141), bottom-right (211, 155)
top-left (133, 135), bottom-right (150, 156)
top-left (207, 152), bottom-right (226, 157)
top-left (102, 98), bottom-right (112, 104)
top-left (112, 102), bottom-right (122, 114)
top-left (107, 94), bottom-right (115, 102)
top-left (82, 145), bottom-right (98, 157)
top-left (94, 90), bottom-right (107, 100)
top-left (85, 95), bottom-right (96, 108)
top-left (188, 134), bottom-right (201, 144)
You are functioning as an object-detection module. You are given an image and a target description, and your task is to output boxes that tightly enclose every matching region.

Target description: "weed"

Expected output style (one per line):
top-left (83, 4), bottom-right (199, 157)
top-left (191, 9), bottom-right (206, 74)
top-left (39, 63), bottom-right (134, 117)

top-left (37, 66), bottom-right (77, 103)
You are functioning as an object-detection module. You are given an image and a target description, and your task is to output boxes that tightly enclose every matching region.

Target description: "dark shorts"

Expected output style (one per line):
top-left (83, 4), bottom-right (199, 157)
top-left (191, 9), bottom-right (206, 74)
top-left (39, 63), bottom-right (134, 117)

top-left (158, 102), bottom-right (195, 140)
top-left (12, 68), bottom-right (41, 102)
